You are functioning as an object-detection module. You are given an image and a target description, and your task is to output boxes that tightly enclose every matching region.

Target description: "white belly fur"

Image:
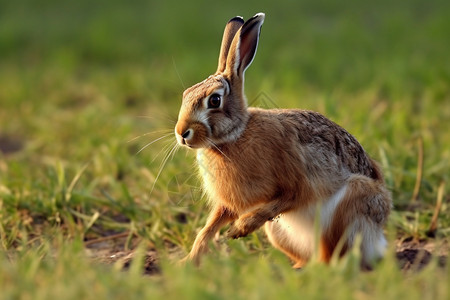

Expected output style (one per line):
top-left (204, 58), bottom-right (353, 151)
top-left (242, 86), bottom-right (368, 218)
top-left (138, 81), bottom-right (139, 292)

top-left (267, 185), bottom-right (348, 259)
top-left (266, 184), bottom-right (387, 262)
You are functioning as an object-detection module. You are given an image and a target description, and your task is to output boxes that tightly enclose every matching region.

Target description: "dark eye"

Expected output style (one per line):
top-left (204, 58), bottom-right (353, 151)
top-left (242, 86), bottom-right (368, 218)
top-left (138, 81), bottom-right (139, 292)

top-left (207, 94), bottom-right (221, 109)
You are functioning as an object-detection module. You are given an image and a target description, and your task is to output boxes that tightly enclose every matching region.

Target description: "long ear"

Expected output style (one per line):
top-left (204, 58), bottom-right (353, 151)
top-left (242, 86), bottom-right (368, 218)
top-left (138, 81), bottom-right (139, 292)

top-left (226, 13), bottom-right (265, 77)
top-left (216, 16), bottom-right (244, 73)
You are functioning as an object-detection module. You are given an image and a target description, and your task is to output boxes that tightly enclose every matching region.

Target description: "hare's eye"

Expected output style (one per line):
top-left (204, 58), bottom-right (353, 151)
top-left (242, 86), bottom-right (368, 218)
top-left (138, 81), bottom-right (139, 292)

top-left (207, 94), bottom-right (221, 109)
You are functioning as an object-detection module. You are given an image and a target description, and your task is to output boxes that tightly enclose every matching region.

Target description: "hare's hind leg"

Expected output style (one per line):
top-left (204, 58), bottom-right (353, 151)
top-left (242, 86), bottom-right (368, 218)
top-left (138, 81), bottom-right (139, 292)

top-left (321, 174), bottom-right (391, 266)
top-left (265, 220), bottom-right (310, 268)
top-left (264, 207), bottom-right (316, 268)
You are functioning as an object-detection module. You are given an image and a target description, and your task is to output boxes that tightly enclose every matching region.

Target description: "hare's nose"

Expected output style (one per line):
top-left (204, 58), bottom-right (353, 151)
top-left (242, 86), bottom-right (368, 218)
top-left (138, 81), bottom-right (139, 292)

top-left (181, 128), bottom-right (193, 142)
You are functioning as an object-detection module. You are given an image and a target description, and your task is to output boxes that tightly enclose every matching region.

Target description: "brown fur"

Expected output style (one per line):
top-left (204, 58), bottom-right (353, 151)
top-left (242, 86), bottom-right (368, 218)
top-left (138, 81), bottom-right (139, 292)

top-left (320, 173), bottom-right (391, 264)
top-left (174, 13), bottom-right (392, 267)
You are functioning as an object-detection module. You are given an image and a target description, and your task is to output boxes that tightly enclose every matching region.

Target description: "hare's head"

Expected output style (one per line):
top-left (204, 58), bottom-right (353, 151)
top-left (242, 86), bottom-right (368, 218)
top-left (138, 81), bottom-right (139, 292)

top-left (175, 13), bottom-right (265, 148)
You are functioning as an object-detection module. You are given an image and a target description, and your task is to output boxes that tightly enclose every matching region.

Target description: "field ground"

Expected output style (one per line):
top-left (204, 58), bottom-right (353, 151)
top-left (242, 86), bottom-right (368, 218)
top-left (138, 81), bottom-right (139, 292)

top-left (0, 0), bottom-right (449, 299)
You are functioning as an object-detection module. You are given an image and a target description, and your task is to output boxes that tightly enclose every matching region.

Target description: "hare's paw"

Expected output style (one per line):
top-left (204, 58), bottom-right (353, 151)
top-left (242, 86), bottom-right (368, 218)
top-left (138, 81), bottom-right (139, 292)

top-left (177, 255), bottom-right (190, 266)
top-left (179, 249), bottom-right (203, 266)
top-left (226, 215), bottom-right (266, 239)
top-left (226, 223), bottom-right (248, 239)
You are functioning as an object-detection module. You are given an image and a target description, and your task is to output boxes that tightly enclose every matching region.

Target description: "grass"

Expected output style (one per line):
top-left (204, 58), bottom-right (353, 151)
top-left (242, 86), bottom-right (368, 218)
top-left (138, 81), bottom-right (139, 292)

top-left (0, 0), bottom-right (449, 298)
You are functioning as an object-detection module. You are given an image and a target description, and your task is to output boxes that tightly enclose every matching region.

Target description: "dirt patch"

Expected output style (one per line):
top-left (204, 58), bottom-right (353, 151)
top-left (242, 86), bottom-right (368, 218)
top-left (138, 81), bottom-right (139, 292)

top-left (84, 234), bottom-right (160, 275)
top-left (84, 234), bottom-right (447, 275)
top-left (0, 134), bottom-right (24, 155)
top-left (395, 238), bottom-right (448, 271)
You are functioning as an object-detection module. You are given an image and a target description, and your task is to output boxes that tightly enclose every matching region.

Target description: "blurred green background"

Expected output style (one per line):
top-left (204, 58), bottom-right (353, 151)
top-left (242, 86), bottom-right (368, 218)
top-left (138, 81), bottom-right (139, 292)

top-left (0, 0), bottom-right (449, 298)
top-left (1, 0), bottom-right (448, 203)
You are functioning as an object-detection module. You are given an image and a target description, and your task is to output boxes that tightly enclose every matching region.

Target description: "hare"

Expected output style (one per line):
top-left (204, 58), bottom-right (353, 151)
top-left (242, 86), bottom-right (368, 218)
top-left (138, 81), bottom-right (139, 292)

top-left (175, 13), bottom-right (391, 268)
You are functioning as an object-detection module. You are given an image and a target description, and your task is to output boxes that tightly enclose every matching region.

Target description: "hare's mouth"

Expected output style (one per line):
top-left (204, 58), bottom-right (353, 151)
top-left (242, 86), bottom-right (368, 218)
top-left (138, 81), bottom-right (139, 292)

top-left (182, 140), bottom-right (199, 149)
top-left (177, 134), bottom-right (216, 150)
top-left (180, 138), bottom-right (210, 149)
top-left (175, 132), bottom-right (209, 149)
top-left (175, 121), bottom-right (211, 149)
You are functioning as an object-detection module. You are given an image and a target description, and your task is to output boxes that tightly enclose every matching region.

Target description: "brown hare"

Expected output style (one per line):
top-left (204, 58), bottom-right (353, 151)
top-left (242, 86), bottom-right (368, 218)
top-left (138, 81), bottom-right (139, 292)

top-left (175, 13), bottom-right (391, 268)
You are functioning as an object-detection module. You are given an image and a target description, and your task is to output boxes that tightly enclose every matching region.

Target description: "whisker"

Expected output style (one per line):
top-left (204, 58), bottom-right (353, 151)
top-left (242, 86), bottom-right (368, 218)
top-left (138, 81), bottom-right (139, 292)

top-left (172, 56), bottom-right (186, 90)
top-left (136, 115), bottom-right (177, 125)
top-left (127, 129), bottom-right (173, 143)
top-left (150, 140), bottom-right (179, 194)
top-left (151, 138), bottom-right (176, 163)
top-left (206, 138), bottom-right (232, 161)
top-left (135, 133), bottom-right (174, 155)
top-left (170, 143), bottom-right (181, 161)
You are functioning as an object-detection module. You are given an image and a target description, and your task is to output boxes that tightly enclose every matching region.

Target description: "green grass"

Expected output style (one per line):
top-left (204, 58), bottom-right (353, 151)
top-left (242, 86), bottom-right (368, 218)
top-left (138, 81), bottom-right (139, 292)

top-left (0, 0), bottom-right (449, 299)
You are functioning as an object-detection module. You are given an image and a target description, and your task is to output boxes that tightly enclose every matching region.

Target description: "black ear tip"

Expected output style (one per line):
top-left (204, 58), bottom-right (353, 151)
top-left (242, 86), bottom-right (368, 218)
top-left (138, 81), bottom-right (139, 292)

top-left (249, 12), bottom-right (265, 23)
top-left (228, 16), bottom-right (244, 24)
top-left (254, 12), bottom-right (265, 19)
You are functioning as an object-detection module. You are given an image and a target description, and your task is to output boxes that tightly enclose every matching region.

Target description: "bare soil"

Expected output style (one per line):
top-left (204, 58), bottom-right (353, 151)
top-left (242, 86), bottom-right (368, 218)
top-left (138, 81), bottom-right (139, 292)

top-left (395, 238), bottom-right (448, 271)
top-left (84, 234), bottom-right (448, 275)
top-left (84, 234), bottom-right (161, 275)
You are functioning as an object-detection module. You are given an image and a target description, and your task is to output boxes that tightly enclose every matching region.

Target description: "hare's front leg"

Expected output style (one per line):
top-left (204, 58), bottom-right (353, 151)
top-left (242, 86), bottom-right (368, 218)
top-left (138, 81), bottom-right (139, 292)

top-left (186, 205), bottom-right (237, 265)
top-left (227, 198), bottom-right (297, 239)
